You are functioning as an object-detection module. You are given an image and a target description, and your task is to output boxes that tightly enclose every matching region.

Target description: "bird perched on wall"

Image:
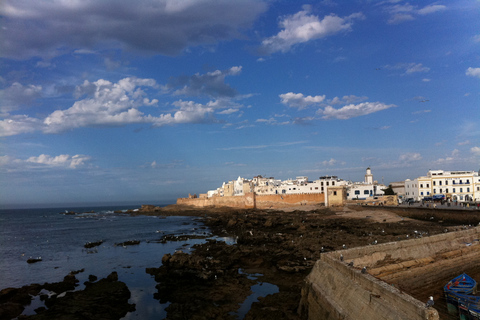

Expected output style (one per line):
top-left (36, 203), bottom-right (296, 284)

top-left (425, 296), bottom-right (434, 308)
top-left (340, 254), bottom-right (344, 262)
top-left (342, 244), bottom-right (347, 249)
top-left (361, 266), bottom-right (367, 274)
top-left (347, 261), bottom-right (354, 267)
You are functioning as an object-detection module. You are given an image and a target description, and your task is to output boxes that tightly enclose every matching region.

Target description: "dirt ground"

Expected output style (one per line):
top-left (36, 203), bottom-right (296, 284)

top-left (147, 205), bottom-right (463, 320)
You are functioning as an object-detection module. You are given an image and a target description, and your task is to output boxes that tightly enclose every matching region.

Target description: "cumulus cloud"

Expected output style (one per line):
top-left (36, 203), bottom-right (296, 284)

top-left (0, 0), bottom-right (268, 59)
top-left (466, 67), bottom-right (480, 78)
top-left (279, 92), bottom-right (326, 110)
top-left (319, 102), bottom-right (396, 120)
top-left (384, 3), bottom-right (446, 24)
top-left (0, 76), bottom-right (243, 137)
top-left (43, 77), bottom-right (159, 133)
top-left (167, 66), bottom-right (242, 98)
top-left (259, 7), bottom-right (364, 54)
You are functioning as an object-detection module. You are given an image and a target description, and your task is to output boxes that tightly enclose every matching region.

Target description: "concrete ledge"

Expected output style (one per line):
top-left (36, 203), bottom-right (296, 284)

top-left (299, 226), bottom-right (480, 320)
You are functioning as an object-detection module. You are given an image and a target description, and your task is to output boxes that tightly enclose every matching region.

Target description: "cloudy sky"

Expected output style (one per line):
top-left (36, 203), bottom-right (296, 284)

top-left (1, 0), bottom-right (479, 208)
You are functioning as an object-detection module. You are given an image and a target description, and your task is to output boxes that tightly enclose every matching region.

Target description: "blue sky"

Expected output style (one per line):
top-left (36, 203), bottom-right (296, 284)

top-left (1, 0), bottom-right (479, 208)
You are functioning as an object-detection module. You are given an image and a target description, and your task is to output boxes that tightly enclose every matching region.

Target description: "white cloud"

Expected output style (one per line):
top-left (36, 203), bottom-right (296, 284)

top-left (471, 146), bottom-right (480, 156)
top-left (1, 0), bottom-right (268, 59)
top-left (319, 102), bottom-right (396, 120)
top-left (279, 92), bottom-right (326, 109)
top-left (417, 4), bottom-right (447, 15)
top-left (0, 154), bottom-right (91, 169)
top-left (384, 62), bottom-right (430, 75)
top-left (328, 95), bottom-right (368, 105)
top-left (466, 67), bottom-right (480, 78)
top-left (321, 158), bottom-right (338, 166)
top-left (474, 35), bottom-right (480, 43)
top-left (260, 7), bottom-right (364, 54)
top-left (0, 115), bottom-right (42, 137)
top-left (458, 140), bottom-right (470, 146)
top-left (422, 78), bottom-right (431, 82)
top-left (399, 152), bottom-right (422, 162)
top-left (1, 76), bottom-right (240, 136)
top-left (384, 3), bottom-right (446, 24)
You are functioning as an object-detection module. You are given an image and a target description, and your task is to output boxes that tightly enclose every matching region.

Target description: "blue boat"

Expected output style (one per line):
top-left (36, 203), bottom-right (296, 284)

top-left (445, 273), bottom-right (477, 295)
top-left (444, 274), bottom-right (479, 319)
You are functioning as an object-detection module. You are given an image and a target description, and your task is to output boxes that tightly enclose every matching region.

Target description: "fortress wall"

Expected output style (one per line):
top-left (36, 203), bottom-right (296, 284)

top-left (177, 193), bottom-right (324, 209)
top-left (255, 193), bottom-right (324, 208)
top-left (299, 227), bottom-right (480, 320)
top-left (176, 193), bottom-right (255, 209)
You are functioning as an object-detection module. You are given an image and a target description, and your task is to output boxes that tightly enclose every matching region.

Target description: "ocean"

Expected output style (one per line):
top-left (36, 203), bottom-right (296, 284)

top-left (0, 206), bottom-right (277, 319)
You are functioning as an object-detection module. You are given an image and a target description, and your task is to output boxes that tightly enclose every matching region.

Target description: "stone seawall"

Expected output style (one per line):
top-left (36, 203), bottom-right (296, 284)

top-left (299, 226), bottom-right (480, 320)
top-left (177, 193), bottom-right (325, 209)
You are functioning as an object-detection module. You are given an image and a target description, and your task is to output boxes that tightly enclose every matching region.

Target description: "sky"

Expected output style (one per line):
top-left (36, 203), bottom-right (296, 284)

top-left (1, 0), bottom-right (479, 208)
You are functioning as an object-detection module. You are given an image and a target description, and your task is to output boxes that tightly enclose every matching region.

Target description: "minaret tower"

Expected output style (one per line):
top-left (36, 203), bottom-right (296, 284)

top-left (365, 167), bottom-right (373, 184)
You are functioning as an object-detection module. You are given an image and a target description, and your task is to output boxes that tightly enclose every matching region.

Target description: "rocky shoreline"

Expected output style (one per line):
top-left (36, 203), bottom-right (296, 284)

top-left (2, 205), bottom-right (473, 320)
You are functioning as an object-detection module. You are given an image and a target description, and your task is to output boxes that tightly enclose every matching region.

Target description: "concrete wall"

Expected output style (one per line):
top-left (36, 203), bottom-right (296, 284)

top-left (299, 226), bottom-right (480, 320)
top-left (176, 192), bottom-right (324, 209)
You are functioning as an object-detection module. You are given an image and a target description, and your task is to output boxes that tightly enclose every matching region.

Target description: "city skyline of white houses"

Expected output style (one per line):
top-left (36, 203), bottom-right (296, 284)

top-left (204, 167), bottom-right (387, 201)
top-left (405, 170), bottom-right (480, 202)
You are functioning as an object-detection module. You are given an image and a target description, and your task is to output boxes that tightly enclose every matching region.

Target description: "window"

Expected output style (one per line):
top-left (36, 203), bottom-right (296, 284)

top-left (355, 190), bottom-right (360, 195)
top-left (321, 182), bottom-right (324, 186)
top-left (421, 192), bottom-right (424, 195)
top-left (445, 181), bottom-right (448, 185)
top-left (434, 189), bottom-right (436, 193)
top-left (326, 182), bottom-right (329, 186)
top-left (433, 181), bottom-right (436, 186)
top-left (439, 189), bottom-right (442, 193)
top-left (439, 181), bottom-right (442, 185)
top-left (364, 190), bottom-right (369, 195)
top-left (332, 181), bottom-right (335, 186)
top-left (453, 188), bottom-right (456, 193)
top-left (467, 187), bottom-right (470, 192)
top-left (333, 191), bottom-right (337, 196)
top-left (466, 180), bottom-right (470, 184)
top-left (446, 188), bottom-right (448, 193)
top-left (315, 187), bottom-right (318, 190)
top-left (460, 188), bottom-right (463, 192)
top-left (427, 192), bottom-right (430, 195)
top-left (426, 184), bottom-right (430, 188)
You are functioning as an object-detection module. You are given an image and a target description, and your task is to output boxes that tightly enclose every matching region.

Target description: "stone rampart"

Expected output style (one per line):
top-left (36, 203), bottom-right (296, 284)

top-left (299, 226), bottom-right (480, 320)
top-left (176, 193), bottom-right (324, 209)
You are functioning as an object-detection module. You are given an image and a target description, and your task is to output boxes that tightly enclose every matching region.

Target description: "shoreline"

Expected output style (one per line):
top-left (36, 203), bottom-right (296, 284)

top-left (3, 205), bottom-right (477, 319)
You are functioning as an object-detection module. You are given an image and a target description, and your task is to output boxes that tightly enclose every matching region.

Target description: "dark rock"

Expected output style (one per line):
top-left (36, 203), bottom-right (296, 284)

top-left (84, 241), bottom-right (103, 249)
top-left (114, 240), bottom-right (140, 247)
top-left (22, 272), bottom-right (135, 320)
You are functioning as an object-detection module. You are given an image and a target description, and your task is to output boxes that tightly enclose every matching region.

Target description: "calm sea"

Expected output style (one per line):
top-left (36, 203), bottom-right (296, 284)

top-left (0, 206), bottom-right (277, 319)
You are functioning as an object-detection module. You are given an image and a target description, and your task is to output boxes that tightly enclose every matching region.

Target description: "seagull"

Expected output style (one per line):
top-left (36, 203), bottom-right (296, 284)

top-left (348, 261), bottom-right (354, 267)
top-left (425, 296), bottom-right (434, 308)
top-left (321, 247), bottom-right (325, 253)
top-left (342, 244), bottom-right (347, 249)
top-left (340, 254), bottom-right (344, 262)
top-left (361, 266), bottom-right (367, 274)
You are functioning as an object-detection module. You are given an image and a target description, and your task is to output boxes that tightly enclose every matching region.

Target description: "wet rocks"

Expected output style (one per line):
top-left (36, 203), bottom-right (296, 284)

top-left (20, 272), bottom-right (134, 320)
top-left (114, 240), bottom-right (140, 247)
top-left (83, 240), bottom-right (103, 249)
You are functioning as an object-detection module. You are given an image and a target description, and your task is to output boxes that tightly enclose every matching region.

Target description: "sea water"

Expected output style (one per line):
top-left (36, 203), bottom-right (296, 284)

top-left (0, 206), bottom-right (278, 319)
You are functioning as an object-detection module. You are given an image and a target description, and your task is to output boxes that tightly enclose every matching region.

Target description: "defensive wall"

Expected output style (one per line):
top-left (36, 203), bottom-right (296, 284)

top-left (176, 192), bottom-right (325, 209)
top-left (299, 226), bottom-right (480, 320)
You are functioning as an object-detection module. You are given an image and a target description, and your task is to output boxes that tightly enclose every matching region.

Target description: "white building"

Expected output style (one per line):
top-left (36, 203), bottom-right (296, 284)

top-left (405, 170), bottom-right (480, 202)
top-left (345, 168), bottom-right (386, 200)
